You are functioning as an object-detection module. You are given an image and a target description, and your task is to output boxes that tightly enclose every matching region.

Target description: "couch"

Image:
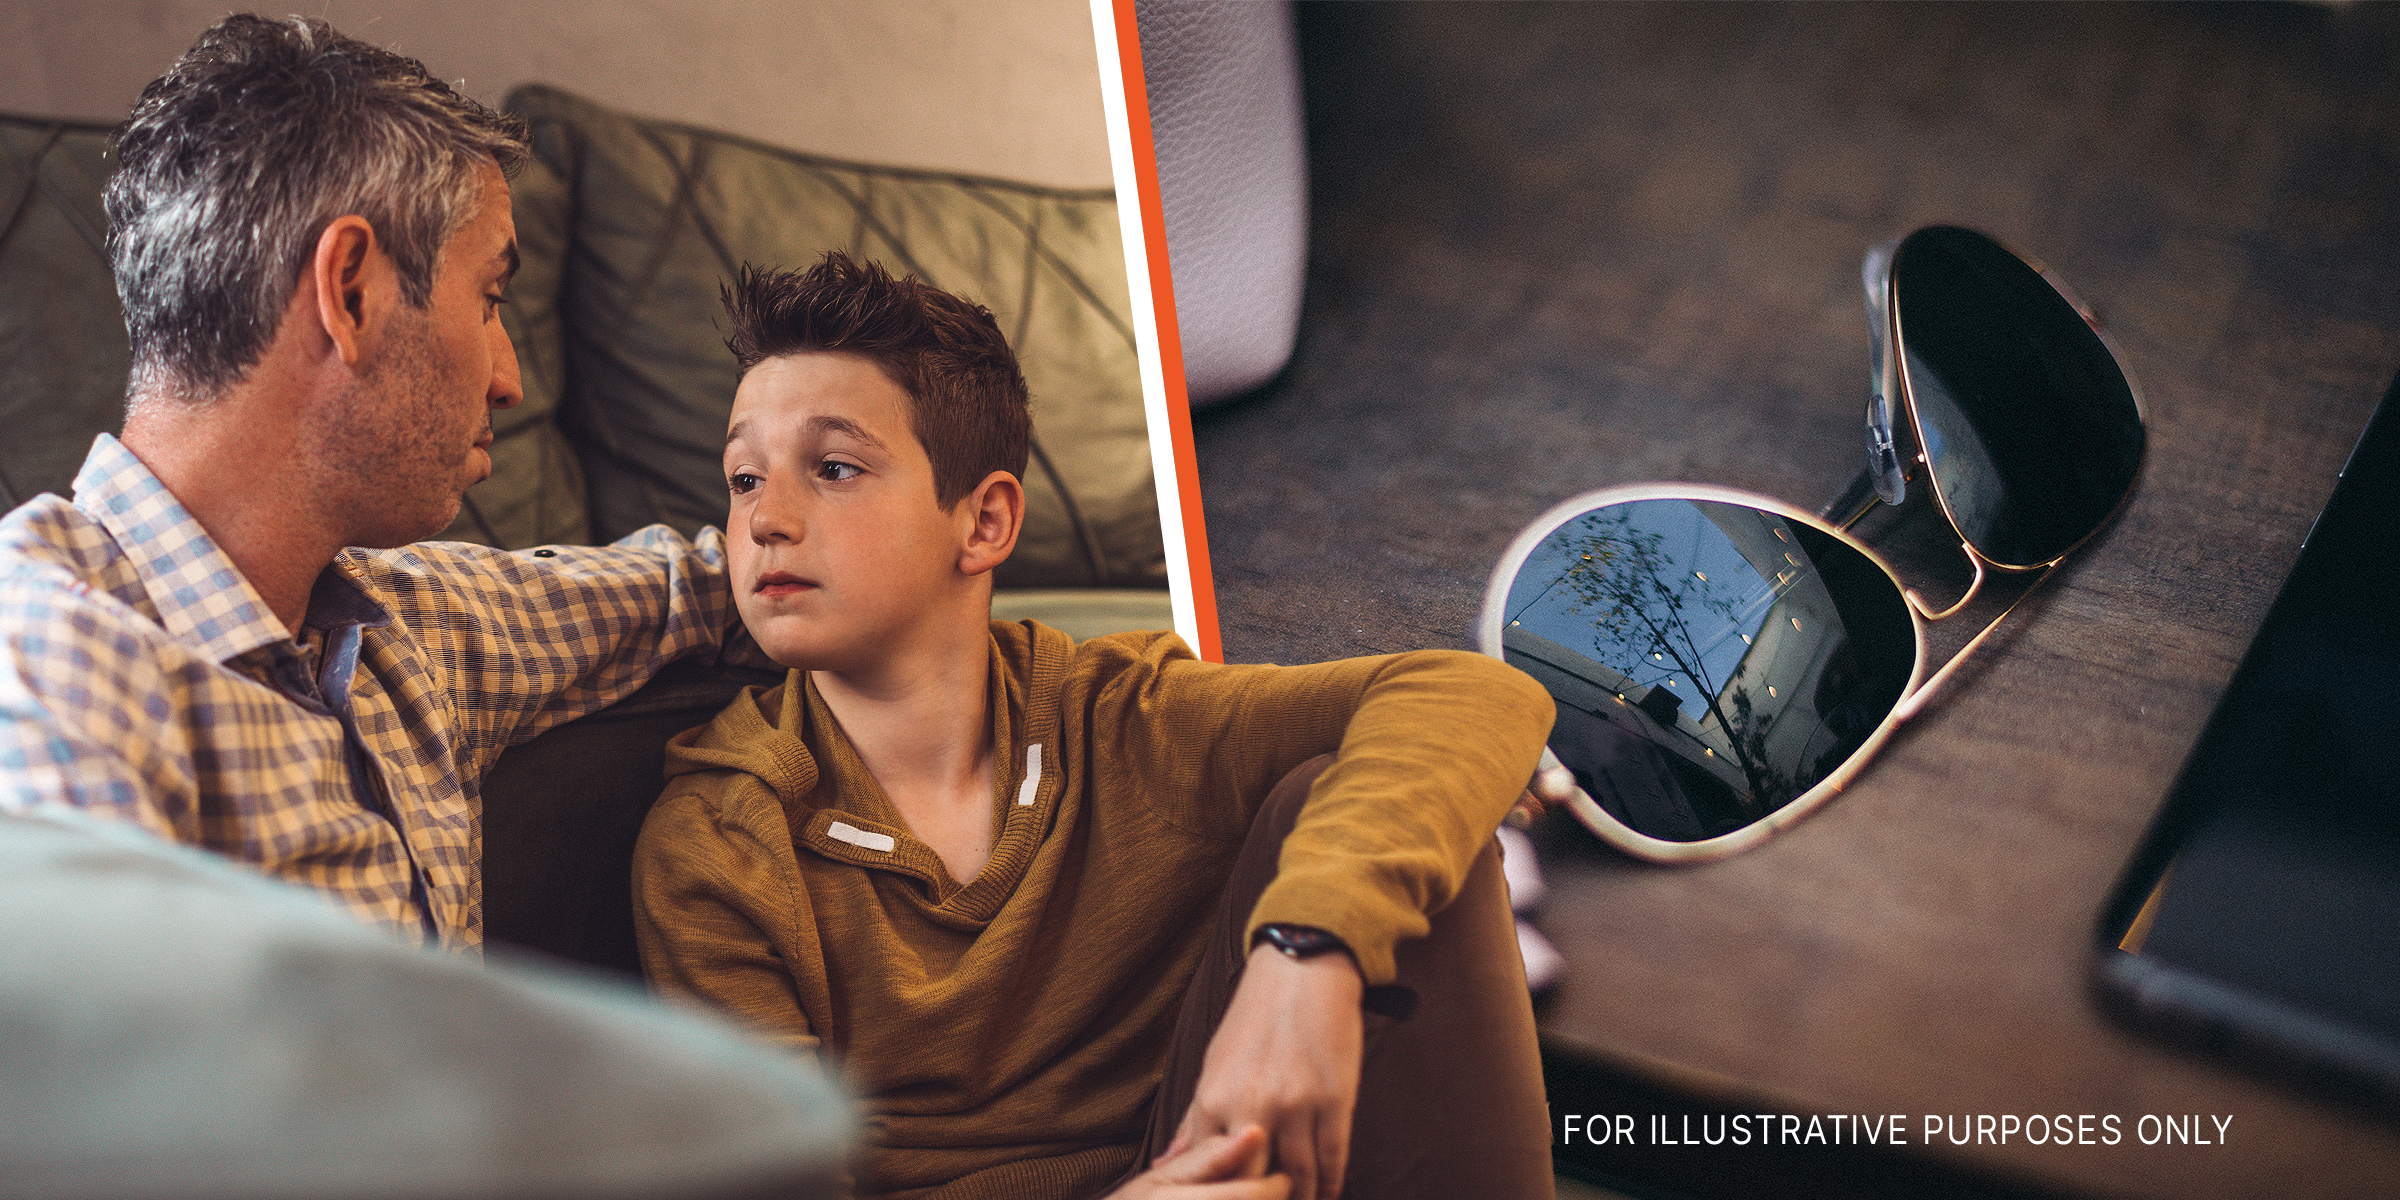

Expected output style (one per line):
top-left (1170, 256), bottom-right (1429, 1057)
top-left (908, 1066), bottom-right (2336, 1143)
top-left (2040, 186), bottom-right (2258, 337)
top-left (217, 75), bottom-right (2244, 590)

top-left (0, 86), bottom-right (1173, 975)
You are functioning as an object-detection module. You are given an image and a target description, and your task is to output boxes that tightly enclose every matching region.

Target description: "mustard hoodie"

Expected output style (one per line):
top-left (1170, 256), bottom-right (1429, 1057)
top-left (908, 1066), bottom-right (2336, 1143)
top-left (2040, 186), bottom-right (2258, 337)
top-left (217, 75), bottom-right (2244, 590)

top-left (632, 620), bottom-right (1553, 1200)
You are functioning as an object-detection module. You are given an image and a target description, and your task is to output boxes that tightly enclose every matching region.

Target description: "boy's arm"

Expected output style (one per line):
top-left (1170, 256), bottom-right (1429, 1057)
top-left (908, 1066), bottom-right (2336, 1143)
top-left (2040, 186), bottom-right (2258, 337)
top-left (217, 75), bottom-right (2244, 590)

top-left (1115, 643), bottom-right (1555, 984)
top-left (1168, 945), bottom-right (1364, 1200)
top-left (1114, 643), bottom-right (1555, 1200)
top-left (1246, 650), bottom-right (1552, 980)
top-left (632, 785), bottom-right (823, 1057)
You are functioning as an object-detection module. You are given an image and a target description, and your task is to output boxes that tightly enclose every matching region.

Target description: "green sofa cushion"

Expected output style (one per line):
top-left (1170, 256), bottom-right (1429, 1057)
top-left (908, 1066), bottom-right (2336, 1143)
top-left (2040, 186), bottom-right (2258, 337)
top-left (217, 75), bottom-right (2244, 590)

top-left (0, 117), bottom-right (126, 511)
top-left (508, 85), bottom-right (1164, 588)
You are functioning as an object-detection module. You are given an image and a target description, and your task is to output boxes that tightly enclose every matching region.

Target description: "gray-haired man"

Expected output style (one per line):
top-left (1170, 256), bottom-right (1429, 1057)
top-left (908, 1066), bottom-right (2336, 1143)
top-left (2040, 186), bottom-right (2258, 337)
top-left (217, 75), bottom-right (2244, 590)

top-left (0, 14), bottom-right (743, 946)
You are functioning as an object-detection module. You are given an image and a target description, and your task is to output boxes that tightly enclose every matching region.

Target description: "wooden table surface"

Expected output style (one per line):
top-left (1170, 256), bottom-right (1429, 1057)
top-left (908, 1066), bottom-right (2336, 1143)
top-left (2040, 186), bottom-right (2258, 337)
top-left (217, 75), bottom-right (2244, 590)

top-left (1186, 4), bottom-right (2400, 1196)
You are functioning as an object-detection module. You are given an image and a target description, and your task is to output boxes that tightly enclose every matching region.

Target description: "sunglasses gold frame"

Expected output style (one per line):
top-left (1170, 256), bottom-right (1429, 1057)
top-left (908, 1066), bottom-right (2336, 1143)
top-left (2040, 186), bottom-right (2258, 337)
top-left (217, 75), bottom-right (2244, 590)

top-left (1482, 228), bottom-right (2147, 863)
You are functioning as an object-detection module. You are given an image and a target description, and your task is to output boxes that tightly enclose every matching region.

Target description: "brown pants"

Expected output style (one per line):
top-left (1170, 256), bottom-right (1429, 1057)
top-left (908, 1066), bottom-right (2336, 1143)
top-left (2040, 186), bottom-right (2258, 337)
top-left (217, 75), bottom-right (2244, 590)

top-left (1131, 756), bottom-right (1556, 1200)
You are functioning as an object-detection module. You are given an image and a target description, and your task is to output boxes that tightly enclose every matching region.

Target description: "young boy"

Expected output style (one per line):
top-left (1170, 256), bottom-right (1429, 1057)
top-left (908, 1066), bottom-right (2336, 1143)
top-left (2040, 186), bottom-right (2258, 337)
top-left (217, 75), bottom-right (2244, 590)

top-left (632, 253), bottom-right (1559, 1200)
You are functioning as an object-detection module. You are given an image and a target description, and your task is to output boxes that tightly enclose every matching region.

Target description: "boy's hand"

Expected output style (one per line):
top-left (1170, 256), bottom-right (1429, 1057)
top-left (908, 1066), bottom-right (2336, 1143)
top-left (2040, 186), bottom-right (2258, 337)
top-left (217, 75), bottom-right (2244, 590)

top-left (1508, 750), bottom-right (1579, 827)
top-left (1166, 944), bottom-right (1365, 1200)
top-left (1109, 1125), bottom-right (1290, 1200)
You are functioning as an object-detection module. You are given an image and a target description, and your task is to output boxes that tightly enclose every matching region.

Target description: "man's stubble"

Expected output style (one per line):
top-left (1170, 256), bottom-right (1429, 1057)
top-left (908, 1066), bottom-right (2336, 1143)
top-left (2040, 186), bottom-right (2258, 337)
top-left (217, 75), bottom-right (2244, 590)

top-left (306, 303), bottom-right (490, 550)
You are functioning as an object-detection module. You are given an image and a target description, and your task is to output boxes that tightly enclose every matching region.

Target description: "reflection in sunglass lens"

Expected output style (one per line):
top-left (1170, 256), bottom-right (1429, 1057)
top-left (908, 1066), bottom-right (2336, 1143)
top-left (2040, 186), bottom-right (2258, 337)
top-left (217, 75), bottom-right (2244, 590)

top-left (1894, 226), bottom-right (2144, 569)
top-left (1499, 500), bottom-right (1914, 842)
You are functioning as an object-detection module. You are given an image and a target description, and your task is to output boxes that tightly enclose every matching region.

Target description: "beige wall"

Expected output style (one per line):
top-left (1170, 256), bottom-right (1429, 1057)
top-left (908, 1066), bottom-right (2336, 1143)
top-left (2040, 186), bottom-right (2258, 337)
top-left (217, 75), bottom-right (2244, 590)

top-left (0, 0), bottom-right (1114, 190)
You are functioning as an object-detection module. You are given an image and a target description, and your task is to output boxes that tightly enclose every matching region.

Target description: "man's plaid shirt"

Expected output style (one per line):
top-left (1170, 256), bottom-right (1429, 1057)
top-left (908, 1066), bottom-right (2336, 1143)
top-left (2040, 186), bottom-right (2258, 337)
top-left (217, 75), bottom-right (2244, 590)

top-left (0, 435), bottom-right (743, 948)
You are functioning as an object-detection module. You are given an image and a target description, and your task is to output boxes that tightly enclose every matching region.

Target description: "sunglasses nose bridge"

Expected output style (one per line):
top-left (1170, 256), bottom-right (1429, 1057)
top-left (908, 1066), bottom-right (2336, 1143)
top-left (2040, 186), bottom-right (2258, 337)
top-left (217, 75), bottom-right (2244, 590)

top-left (1863, 239), bottom-right (1911, 510)
top-left (1904, 542), bottom-right (1988, 622)
top-left (1865, 391), bottom-right (1911, 502)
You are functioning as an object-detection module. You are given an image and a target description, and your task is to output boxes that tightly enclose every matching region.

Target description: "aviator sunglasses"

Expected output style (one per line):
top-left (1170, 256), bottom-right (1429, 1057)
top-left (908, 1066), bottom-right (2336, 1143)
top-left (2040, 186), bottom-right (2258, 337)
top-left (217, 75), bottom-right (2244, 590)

top-left (1479, 226), bottom-right (2145, 863)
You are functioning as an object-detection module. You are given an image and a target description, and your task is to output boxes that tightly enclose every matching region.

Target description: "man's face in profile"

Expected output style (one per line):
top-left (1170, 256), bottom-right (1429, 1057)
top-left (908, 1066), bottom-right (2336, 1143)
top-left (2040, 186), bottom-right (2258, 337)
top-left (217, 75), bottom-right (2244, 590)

top-left (314, 166), bottom-right (525, 547)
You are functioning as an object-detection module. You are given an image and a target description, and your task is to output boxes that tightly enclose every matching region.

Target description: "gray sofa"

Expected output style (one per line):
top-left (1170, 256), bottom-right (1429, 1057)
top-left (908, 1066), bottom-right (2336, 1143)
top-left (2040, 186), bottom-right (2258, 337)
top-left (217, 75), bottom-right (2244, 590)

top-left (0, 86), bottom-right (1173, 973)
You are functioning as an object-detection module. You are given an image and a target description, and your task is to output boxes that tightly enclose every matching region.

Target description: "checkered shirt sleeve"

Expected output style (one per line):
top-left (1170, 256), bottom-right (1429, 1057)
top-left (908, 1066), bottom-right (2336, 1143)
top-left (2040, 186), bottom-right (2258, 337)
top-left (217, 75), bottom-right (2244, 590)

top-left (0, 435), bottom-right (743, 947)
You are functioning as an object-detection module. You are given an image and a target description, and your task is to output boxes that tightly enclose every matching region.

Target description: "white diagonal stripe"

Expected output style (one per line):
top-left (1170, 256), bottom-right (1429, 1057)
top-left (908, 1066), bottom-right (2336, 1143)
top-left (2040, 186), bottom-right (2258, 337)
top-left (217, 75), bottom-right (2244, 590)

top-left (1015, 743), bottom-right (1043, 806)
top-left (827, 821), bottom-right (895, 853)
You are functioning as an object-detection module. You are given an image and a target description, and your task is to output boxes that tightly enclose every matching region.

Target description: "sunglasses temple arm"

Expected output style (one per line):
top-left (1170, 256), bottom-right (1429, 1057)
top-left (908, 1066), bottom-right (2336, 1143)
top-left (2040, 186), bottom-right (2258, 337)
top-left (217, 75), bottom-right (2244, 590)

top-left (1892, 562), bottom-right (2061, 724)
top-left (1821, 467), bottom-right (1882, 530)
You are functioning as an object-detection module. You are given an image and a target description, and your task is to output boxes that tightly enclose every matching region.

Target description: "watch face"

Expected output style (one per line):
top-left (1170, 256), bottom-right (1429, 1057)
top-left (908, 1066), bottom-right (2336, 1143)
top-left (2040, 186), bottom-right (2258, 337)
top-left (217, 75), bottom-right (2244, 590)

top-left (1260, 924), bottom-right (1346, 958)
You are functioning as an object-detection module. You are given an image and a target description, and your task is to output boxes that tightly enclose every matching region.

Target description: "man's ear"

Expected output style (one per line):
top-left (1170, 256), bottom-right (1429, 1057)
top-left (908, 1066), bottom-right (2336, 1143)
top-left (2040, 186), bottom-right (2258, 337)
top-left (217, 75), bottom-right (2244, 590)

top-left (956, 469), bottom-right (1025, 578)
top-left (307, 215), bottom-right (389, 369)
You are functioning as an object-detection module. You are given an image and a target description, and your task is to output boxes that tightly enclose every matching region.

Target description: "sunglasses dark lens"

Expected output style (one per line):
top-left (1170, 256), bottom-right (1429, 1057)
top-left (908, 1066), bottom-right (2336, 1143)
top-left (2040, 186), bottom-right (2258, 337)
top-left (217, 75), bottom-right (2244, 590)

top-left (1499, 499), bottom-right (1915, 843)
top-left (1893, 226), bottom-right (2144, 568)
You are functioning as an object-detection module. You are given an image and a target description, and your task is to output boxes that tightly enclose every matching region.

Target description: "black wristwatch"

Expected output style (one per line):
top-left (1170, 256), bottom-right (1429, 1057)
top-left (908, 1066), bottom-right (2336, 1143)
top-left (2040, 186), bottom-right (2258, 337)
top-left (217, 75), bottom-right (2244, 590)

top-left (1253, 923), bottom-right (1350, 961)
top-left (1256, 924), bottom-right (1415, 1018)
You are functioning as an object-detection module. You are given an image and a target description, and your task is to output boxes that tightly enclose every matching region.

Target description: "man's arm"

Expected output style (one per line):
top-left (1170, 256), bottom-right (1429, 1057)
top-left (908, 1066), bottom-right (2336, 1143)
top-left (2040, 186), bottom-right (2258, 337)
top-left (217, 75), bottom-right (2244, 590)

top-left (353, 524), bottom-right (756, 778)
